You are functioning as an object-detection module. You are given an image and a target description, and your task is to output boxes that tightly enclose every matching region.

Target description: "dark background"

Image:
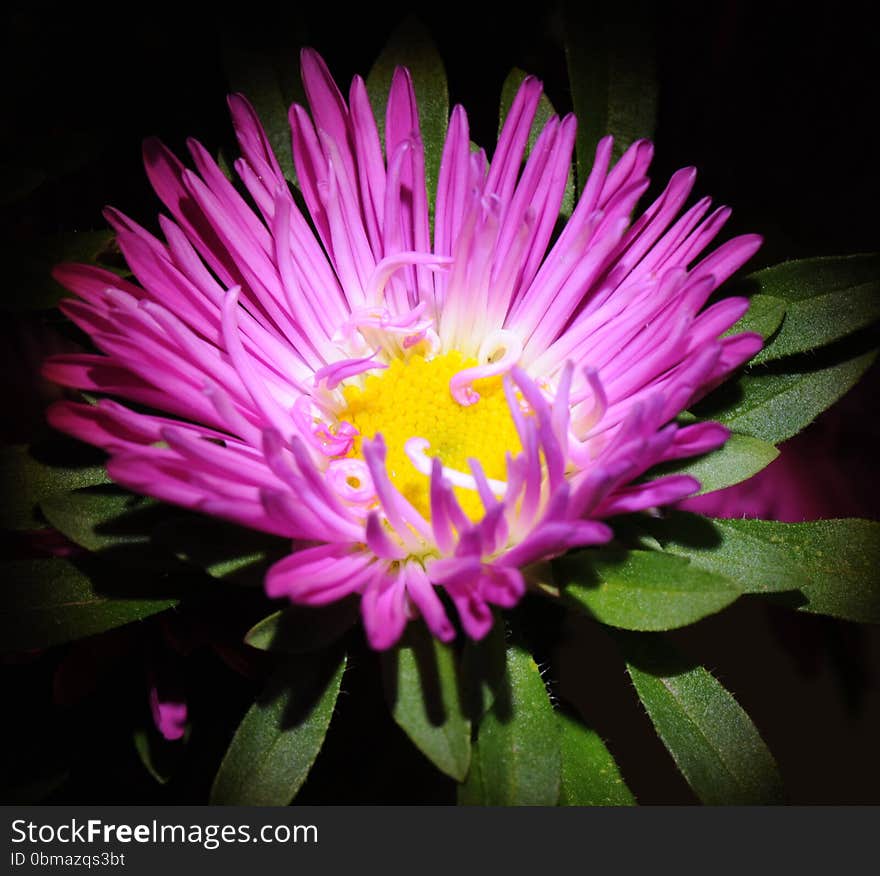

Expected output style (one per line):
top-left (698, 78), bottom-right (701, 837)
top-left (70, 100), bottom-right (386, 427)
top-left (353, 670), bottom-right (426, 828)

top-left (1, 0), bottom-right (878, 804)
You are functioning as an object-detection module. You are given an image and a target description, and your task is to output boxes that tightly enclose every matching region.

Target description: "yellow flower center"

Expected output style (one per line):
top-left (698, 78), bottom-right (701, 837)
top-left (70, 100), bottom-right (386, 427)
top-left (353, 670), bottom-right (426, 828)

top-left (338, 351), bottom-right (522, 520)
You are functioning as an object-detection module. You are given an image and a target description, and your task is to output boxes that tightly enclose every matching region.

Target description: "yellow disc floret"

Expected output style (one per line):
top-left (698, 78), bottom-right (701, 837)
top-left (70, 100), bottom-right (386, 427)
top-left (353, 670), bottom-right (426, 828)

top-left (339, 351), bottom-right (522, 521)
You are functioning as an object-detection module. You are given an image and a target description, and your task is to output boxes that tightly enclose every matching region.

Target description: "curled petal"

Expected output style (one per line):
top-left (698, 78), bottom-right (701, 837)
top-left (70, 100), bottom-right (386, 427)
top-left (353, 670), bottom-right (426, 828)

top-left (450, 330), bottom-right (523, 405)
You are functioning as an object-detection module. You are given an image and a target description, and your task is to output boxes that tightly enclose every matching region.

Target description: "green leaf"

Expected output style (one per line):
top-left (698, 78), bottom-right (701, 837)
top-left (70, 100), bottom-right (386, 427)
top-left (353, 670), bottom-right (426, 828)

top-left (133, 728), bottom-right (185, 785)
top-left (3, 230), bottom-right (123, 312)
top-left (41, 484), bottom-right (286, 588)
top-left (782, 519), bottom-right (880, 622)
top-left (735, 255), bottom-right (880, 364)
top-left (40, 486), bottom-right (269, 583)
top-left (210, 651), bottom-right (346, 805)
top-left (245, 600), bottom-right (359, 654)
top-left (499, 68), bottom-right (575, 218)
top-left (654, 433), bottom-right (780, 496)
top-left (382, 623), bottom-right (471, 781)
top-left (564, 1), bottom-right (657, 185)
top-left (1, 558), bottom-right (178, 651)
top-left (457, 740), bottom-right (488, 806)
top-left (1, 444), bottom-right (109, 530)
top-left (654, 514), bottom-right (880, 622)
top-left (724, 293), bottom-right (786, 342)
top-left (40, 486), bottom-right (158, 551)
top-left (149, 515), bottom-right (283, 583)
top-left (367, 16), bottom-right (448, 213)
top-left (134, 730), bottom-right (169, 785)
top-left (459, 618), bottom-right (508, 719)
top-left (619, 633), bottom-right (783, 804)
top-left (703, 346), bottom-right (877, 444)
top-left (476, 643), bottom-right (561, 805)
top-left (558, 712), bottom-right (635, 806)
top-left (645, 511), bottom-right (809, 594)
top-left (558, 549), bottom-right (741, 631)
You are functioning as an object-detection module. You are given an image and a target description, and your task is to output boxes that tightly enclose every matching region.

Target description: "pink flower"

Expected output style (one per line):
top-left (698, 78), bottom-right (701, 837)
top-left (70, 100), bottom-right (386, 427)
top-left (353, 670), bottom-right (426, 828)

top-left (44, 50), bottom-right (762, 649)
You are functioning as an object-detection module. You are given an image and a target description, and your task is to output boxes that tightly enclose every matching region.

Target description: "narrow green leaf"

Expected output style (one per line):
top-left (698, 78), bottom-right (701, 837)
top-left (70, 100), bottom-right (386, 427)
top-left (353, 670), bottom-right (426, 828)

top-left (724, 293), bottom-right (786, 342)
top-left (558, 712), bottom-right (635, 806)
top-left (2, 558), bottom-right (178, 651)
top-left (476, 643), bottom-right (561, 805)
top-left (41, 487), bottom-right (269, 582)
top-left (743, 254), bottom-right (879, 302)
top-left (210, 651), bottom-right (346, 805)
top-left (245, 600), bottom-right (359, 654)
top-left (499, 68), bottom-right (575, 218)
top-left (654, 433), bottom-right (780, 496)
top-left (619, 633), bottom-right (783, 804)
top-left (133, 729), bottom-right (184, 786)
top-left (40, 486), bottom-right (157, 551)
top-left (704, 347), bottom-right (877, 444)
top-left (645, 511), bottom-right (809, 594)
top-left (564, 1), bottom-right (657, 185)
top-left (367, 16), bottom-right (448, 213)
top-left (382, 623), bottom-right (471, 781)
top-left (734, 255), bottom-right (880, 363)
top-left (457, 739), bottom-right (488, 806)
top-left (1, 444), bottom-right (108, 530)
top-left (150, 515), bottom-right (285, 584)
top-left (558, 549), bottom-right (741, 631)
top-left (655, 515), bottom-right (880, 622)
top-left (786, 519), bottom-right (880, 622)
top-left (459, 617), bottom-right (508, 719)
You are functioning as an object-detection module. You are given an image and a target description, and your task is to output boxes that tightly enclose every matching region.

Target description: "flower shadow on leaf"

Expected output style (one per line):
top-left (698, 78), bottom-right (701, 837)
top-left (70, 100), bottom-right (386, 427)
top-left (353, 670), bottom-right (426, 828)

top-left (258, 648), bottom-right (346, 732)
top-left (245, 599), bottom-right (360, 655)
top-left (459, 620), bottom-right (512, 723)
top-left (643, 512), bottom-right (811, 613)
top-left (383, 627), bottom-right (450, 727)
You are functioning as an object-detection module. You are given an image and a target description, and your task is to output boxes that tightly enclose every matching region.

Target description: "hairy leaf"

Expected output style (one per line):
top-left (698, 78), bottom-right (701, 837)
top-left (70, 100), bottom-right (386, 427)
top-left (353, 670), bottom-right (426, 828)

top-left (645, 511), bottom-right (808, 594)
top-left (620, 633), bottom-right (783, 804)
top-left (1, 444), bottom-right (108, 530)
top-left (737, 255), bottom-right (880, 363)
top-left (40, 486), bottom-right (157, 551)
top-left (703, 347), bottom-right (877, 444)
top-left (653, 515), bottom-right (880, 622)
top-left (724, 293), bottom-right (786, 343)
top-left (558, 712), bottom-right (635, 805)
top-left (382, 624), bottom-right (471, 781)
top-left (210, 651), bottom-right (345, 805)
top-left (2, 558), bottom-right (178, 651)
top-left (558, 549), bottom-right (741, 631)
top-left (457, 740), bottom-right (488, 806)
top-left (655, 433), bottom-right (780, 496)
top-left (476, 643), bottom-right (561, 805)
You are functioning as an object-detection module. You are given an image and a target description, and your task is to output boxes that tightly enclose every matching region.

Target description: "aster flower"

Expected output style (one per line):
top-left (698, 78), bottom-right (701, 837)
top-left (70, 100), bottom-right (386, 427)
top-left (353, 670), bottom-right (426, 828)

top-left (43, 49), bottom-right (763, 651)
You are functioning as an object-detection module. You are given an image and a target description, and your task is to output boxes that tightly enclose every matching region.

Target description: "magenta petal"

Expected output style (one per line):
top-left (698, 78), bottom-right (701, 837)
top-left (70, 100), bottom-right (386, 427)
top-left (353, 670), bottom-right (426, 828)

top-left (149, 685), bottom-right (187, 742)
top-left (361, 569), bottom-right (409, 650)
